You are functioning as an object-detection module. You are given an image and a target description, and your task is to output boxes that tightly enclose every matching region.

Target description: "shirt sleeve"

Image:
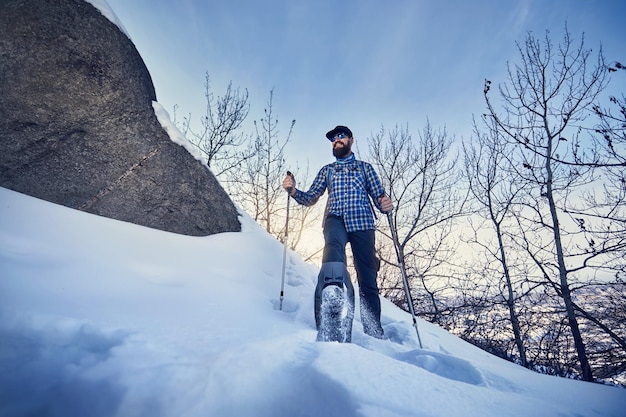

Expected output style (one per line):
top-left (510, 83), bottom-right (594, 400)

top-left (363, 162), bottom-right (386, 212)
top-left (291, 165), bottom-right (329, 207)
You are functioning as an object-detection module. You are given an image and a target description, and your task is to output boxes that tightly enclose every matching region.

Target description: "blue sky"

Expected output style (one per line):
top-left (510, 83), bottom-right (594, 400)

top-left (106, 0), bottom-right (625, 171)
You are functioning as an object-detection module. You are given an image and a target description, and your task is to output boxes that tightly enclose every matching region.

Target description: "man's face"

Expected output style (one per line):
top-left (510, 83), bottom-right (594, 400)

top-left (331, 133), bottom-right (353, 158)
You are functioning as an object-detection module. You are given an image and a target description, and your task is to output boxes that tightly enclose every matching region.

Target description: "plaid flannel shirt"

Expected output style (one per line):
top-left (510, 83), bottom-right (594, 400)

top-left (292, 155), bottom-right (386, 232)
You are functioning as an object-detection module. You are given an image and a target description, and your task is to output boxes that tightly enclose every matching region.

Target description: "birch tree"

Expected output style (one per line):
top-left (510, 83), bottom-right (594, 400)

top-left (367, 122), bottom-right (467, 323)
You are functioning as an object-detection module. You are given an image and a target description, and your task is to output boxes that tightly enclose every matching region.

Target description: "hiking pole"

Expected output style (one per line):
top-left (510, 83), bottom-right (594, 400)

top-left (386, 211), bottom-right (423, 348)
top-left (279, 171), bottom-right (294, 310)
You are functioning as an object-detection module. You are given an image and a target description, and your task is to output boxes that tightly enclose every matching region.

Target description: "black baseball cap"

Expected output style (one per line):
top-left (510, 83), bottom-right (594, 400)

top-left (325, 125), bottom-right (353, 140)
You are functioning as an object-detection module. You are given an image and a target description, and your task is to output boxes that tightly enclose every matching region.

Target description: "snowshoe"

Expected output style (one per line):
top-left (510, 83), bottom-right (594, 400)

top-left (314, 262), bottom-right (355, 343)
top-left (317, 284), bottom-right (346, 342)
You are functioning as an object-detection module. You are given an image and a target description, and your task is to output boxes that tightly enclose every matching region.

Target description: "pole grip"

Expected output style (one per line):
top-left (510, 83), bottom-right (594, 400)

top-left (286, 171), bottom-right (294, 195)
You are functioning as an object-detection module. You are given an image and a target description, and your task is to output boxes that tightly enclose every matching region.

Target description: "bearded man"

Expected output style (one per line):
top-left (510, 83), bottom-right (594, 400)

top-left (282, 125), bottom-right (393, 342)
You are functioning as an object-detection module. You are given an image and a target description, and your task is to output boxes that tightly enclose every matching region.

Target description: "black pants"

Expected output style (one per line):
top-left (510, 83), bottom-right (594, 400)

top-left (316, 215), bottom-right (383, 337)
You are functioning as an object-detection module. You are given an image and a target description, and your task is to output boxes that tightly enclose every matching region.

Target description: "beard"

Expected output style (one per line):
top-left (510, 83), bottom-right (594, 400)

top-left (332, 141), bottom-right (352, 158)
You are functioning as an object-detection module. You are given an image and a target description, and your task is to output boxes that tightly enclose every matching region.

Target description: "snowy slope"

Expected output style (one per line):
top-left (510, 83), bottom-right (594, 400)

top-left (1, 186), bottom-right (624, 417)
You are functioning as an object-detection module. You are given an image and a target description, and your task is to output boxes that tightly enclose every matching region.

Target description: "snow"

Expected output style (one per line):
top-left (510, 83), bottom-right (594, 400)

top-left (152, 101), bottom-right (206, 164)
top-left (1, 187), bottom-right (625, 417)
top-left (86, 0), bottom-right (129, 38)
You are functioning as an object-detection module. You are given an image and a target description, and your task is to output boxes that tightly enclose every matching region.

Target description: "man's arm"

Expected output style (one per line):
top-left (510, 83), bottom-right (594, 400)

top-left (364, 163), bottom-right (393, 213)
top-left (282, 166), bottom-right (328, 207)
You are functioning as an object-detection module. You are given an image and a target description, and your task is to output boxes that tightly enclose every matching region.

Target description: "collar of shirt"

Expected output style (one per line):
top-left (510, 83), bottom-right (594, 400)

top-left (335, 153), bottom-right (355, 165)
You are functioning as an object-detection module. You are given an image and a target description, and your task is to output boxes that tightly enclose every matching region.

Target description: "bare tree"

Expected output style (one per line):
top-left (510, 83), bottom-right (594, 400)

top-left (184, 72), bottom-right (252, 177)
top-left (464, 116), bottom-right (529, 367)
top-left (231, 89), bottom-right (294, 236)
top-left (278, 163), bottom-right (324, 262)
top-left (583, 61), bottom-right (626, 277)
top-left (483, 26), bottom-right (610, 381)
top-left (367, 122), bottom-right (467, 323)
top-left (591, 65), bottom-right (626, 162)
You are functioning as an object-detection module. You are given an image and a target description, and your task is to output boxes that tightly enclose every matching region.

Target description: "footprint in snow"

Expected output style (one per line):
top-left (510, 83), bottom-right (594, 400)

top-left (392, 349), bottom-right (486, 386)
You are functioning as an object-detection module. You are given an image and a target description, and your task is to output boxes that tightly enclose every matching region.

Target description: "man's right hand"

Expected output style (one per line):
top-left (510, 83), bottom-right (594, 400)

top-left (379, 194), bottom-right (393, 213)
top-left (282, 173), bottom-right (296, 196)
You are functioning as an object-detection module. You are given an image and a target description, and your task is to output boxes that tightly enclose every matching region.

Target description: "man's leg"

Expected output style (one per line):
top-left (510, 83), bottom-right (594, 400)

top-left (321, 215), bottom-right (348, 263)
top-left (350, 229), bottom-right (384, 338)
top-left (315, 216), bottom-right (348, 330)
top-left (315, 216), bottom-right (355, 342)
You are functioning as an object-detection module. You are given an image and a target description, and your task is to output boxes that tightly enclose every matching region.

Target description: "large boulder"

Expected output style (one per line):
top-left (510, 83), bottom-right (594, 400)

top-left (0, 0), bottom-right (241, 236)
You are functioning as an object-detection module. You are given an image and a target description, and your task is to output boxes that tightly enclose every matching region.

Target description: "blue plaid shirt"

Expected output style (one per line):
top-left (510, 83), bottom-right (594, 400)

top-left (292, 154), bottom-right (386, 232)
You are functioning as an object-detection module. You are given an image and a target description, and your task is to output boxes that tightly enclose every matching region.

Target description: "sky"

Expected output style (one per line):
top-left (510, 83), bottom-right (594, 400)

top-left (104, 0), bottom-right (626, 172)
top-left (2, 185), bottom-right (626, 417)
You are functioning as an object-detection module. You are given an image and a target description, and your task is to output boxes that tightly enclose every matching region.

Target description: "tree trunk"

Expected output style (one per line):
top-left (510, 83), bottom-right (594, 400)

top-left (544, 135), bottom-right (594, 381)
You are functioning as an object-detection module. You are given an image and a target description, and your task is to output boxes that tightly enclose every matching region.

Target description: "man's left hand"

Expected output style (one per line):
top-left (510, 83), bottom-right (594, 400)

top-left (379, 195), bottom-right (393, 213)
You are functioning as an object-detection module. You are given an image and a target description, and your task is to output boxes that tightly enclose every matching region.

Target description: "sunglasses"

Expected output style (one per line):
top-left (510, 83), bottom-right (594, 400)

top-left (329, 133), bottom-right (348, 142)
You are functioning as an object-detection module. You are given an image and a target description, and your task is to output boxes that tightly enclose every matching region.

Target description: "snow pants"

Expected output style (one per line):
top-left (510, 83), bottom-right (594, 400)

top-left (314, 215), bottom-right (384, 338)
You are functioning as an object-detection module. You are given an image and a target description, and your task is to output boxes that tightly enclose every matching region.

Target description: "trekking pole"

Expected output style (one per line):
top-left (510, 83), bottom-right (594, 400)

top-left (386, 211), bottom-right (423, 348)
top-left (279, 171), bottom-right (294, 310)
